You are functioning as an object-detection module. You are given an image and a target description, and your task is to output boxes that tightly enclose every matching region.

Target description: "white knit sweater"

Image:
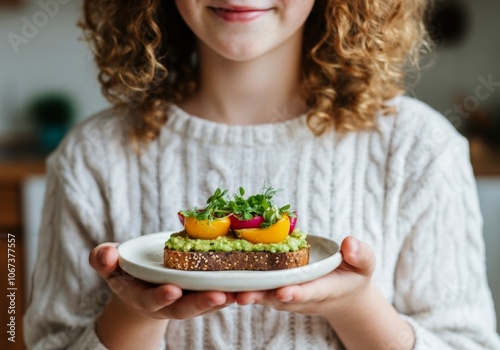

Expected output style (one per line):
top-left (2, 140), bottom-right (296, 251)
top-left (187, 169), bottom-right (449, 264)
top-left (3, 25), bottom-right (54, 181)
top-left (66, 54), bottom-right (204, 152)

top-left (24, 96), bottom-right (500, 350)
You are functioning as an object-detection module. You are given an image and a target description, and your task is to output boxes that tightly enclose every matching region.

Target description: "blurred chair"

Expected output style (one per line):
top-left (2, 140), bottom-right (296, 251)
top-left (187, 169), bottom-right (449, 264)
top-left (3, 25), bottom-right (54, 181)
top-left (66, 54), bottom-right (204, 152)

top-left (22, 175), bottom-right (46, 305)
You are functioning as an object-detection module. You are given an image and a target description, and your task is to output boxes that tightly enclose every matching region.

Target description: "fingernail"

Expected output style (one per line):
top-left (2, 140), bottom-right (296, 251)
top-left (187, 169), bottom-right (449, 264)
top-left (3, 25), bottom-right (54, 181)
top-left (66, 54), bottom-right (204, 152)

top-left (99, 249), bottom-right (108, 266)
top-left (164, 293), bottom-right (177, 301)
top-left (208, 300), bottom-right (222, 307)
top-left (350, 238), bottom-right (359, 254)
top-left (280, 295), bottom-right (293, 303)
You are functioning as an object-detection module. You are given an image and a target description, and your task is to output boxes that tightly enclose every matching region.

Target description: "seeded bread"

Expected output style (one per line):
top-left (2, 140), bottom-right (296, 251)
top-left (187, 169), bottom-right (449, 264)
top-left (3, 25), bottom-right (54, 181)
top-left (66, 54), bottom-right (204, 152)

top-left (164, 246), bottom-right (310, 271)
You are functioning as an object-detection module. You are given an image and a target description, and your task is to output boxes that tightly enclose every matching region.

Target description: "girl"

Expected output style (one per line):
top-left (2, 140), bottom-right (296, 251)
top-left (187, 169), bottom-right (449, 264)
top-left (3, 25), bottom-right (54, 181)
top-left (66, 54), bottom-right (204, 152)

top-left (24, 1), bottom-right (500, 349)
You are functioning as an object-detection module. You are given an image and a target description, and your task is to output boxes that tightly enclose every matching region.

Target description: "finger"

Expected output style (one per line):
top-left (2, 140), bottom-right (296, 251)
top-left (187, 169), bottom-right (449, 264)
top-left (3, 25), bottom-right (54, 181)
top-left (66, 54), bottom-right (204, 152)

top-left (340, 236), bottom-right (376, 275)
top-left (238, 290), bottom-right (301, 311)
top-left (89, 245), bottom-right (149, 298)
top-left (130, 284), bottom-right (184, 312)
top-left (113, 274), bottom-right (184, 313)
top-left (106, 269), bottom-right (184, 313)
top-left (163, 291), bottom-right (228, 319)
top-left (89, 243), bottom-right (184, 312)
top-left (89, 245), bottom-right (147, 298)
top-left (198, 292), bottom-right (238, 316)
top-left (236, 291), bottom-right (274, 305)
top-left (89, 243), bottom-right (120, 279)
top-left (273, 275), bottom-right (335, 304)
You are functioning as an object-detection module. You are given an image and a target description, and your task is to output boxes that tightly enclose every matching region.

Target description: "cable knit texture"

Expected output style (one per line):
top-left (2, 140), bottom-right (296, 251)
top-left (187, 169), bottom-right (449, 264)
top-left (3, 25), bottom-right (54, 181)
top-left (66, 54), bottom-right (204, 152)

top-left (24, 96), bottom-right (500, 349)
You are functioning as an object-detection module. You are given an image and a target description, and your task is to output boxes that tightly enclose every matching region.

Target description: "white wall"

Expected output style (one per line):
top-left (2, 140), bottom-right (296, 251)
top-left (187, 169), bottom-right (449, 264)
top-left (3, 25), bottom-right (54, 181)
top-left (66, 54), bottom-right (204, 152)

top-left (0, 0), bottom-right (109, 134)
top-left (477, 178), bottom-right (500, 333)
top-left (413, 0), bottom-right (500, 117)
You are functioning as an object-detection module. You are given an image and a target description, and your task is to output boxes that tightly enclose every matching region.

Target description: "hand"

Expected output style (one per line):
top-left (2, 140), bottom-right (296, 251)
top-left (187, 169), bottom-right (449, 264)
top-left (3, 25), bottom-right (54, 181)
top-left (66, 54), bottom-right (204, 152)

top-left (89, 243), bottom-right (236, 321)
top-left (236, 236), bottom-right (376, 319)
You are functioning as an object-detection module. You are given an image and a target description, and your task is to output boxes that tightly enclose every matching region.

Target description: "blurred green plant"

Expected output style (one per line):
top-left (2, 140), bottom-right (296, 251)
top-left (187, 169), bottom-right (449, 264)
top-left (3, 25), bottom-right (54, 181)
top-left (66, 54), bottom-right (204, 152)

top-left (28, 92), bottom-right (75, 125)
top-left (27, 92), bottom-right (76, 152)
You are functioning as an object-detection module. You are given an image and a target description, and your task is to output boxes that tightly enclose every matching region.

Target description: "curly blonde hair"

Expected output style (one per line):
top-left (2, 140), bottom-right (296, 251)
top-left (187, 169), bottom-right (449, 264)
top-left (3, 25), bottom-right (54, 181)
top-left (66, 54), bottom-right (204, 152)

top-left (81, 0), bottom-right (429, 145)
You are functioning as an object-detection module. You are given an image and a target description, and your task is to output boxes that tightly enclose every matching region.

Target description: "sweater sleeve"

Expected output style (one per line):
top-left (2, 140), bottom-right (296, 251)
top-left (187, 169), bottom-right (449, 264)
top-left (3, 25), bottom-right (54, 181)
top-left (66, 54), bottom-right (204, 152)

top-left (23, 153), bottom-right (113, 349)
top-left (393, 132), bottom-right (500, 349)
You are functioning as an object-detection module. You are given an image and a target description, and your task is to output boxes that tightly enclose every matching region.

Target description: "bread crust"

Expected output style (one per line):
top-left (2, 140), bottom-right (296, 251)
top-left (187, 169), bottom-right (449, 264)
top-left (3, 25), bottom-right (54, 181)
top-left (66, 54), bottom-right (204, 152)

top-left (164, 246), bottom-right (310, 271)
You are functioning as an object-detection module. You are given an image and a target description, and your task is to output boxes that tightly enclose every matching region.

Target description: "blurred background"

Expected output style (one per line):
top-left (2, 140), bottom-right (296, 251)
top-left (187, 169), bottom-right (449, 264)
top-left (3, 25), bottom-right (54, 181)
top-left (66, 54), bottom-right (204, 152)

top-left (0, 0), bottom-right (499, 348)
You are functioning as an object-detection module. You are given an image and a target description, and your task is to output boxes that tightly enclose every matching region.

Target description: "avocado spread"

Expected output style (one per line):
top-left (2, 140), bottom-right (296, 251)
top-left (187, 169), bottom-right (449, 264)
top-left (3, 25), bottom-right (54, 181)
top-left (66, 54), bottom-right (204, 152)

top-left (165, 230), bottom-right (308, 253)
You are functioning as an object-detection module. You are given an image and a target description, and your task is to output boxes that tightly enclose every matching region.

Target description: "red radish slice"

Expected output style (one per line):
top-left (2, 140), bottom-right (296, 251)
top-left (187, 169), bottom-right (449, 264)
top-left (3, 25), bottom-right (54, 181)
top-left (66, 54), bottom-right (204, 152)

top-left (229, 215), bottom-right (264, 230)
top-left (289, 212), bottom-right (298, 233)
top-left (177, 212), bottom-right (185, 226)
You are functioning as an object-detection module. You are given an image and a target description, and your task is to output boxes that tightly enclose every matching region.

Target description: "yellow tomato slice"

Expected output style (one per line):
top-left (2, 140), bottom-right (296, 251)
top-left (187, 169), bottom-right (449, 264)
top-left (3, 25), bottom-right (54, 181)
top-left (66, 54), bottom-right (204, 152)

top-left (235, 215), bottom-right (290, 244)
top-left (184, 216), bottom-right (231, 239)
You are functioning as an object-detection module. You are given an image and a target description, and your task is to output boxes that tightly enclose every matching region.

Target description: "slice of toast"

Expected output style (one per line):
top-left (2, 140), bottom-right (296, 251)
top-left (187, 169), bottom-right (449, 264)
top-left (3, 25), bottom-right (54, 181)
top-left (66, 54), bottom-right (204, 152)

top-left (164, 246), bottom-right (310, 271)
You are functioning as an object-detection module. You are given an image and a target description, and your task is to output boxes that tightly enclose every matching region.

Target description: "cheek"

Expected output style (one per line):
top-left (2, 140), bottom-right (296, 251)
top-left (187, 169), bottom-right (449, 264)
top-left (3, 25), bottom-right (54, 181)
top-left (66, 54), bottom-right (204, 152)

top-left (174, 0), bottom-right (202, 32)
top-left (280, 0), bottom-right (316, 29)
top-left (288, 0), bottom-right (314, 22)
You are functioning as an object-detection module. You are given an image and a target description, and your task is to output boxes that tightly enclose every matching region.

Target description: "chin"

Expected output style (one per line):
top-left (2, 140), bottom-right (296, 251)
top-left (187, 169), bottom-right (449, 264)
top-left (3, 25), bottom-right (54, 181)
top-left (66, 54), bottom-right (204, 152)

top-left (208, 38), bottom-right (275, 62)
top-left (218, 48), bottom-right (268, 62)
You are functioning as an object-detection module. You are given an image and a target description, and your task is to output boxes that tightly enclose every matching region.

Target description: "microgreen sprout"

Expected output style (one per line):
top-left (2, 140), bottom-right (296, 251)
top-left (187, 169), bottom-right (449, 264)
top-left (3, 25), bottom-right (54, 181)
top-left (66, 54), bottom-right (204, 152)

top-left (179, 183), bottom-right (295, 228)
top-left (179, 187), bottom-right (231, 221)
top-left (228, 183), bottom-right (295, 228)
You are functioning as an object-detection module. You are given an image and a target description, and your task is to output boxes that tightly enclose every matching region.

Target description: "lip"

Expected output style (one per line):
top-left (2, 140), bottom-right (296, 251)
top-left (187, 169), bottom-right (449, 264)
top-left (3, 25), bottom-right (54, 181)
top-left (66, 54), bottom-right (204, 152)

top-left (209, 6), bottom-right (272, 22)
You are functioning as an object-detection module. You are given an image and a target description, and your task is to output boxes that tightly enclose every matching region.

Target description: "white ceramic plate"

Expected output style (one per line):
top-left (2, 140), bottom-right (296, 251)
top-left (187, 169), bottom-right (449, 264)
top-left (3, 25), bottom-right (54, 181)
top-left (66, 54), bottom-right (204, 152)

top-left (118, 232), bottom-right (342, 292)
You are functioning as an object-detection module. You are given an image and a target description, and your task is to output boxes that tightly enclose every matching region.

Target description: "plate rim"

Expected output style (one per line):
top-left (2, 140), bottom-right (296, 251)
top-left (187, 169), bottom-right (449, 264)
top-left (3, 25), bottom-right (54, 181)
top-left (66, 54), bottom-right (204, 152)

top-left (118, 231), bottom-right (342, 291)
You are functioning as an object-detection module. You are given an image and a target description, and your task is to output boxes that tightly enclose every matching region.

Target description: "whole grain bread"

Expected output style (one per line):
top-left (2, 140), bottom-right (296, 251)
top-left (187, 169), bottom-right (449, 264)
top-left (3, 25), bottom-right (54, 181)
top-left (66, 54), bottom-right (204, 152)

top-left (164, 246), bottom-right (310, 271)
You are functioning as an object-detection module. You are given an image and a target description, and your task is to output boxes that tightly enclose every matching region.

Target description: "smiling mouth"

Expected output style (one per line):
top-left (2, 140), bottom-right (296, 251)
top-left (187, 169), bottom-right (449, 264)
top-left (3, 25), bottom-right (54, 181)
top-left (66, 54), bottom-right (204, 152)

top-left (208, 6), bottom-right (273, 22)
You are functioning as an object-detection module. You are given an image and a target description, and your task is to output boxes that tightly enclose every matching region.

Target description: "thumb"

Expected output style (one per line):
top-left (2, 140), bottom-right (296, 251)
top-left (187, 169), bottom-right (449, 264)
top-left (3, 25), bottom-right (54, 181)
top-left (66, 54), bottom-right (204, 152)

top-left (88, 243), bottom-right (120, 280)
top-left (340, 236), bottom-right (376, 276)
